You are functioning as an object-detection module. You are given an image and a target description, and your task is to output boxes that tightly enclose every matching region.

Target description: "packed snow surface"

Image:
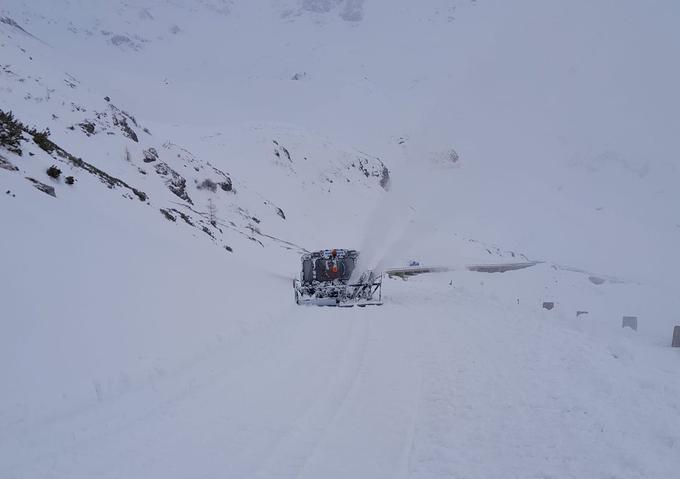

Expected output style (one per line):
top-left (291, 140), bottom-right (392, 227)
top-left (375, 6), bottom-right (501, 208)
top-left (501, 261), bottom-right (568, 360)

top-left (2, 1), bottom-right (680, 478)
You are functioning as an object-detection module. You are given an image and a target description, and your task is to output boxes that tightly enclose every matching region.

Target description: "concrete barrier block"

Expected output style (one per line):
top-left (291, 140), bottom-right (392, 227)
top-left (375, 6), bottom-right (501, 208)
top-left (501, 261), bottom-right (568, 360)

top-left (622, 316), bottom-right (638, 331)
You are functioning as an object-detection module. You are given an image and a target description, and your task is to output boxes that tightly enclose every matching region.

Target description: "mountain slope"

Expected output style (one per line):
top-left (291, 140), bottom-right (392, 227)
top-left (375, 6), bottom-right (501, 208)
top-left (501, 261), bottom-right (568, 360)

top-left (2, 1), bottom-right (680, 478)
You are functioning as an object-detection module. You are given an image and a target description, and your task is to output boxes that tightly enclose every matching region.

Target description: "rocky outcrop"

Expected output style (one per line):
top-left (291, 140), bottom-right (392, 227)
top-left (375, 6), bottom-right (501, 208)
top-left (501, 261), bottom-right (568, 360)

top-left (155, 162), bottom-right (192, 204)
top-left (356, 154), bottom-right (390, 190)
top-left (143, 148), bottom-right (159, 163)
top-left (26, 177), bottom-right (56, 197)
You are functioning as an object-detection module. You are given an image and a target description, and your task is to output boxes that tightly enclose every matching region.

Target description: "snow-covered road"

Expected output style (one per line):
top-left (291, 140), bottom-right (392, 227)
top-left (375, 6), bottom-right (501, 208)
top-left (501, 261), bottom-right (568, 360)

top-left (5, 274), bottom-right (679, 479)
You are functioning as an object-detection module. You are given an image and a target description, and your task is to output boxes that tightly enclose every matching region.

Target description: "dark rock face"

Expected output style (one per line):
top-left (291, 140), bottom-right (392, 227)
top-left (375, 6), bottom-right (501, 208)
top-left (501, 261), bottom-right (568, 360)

top-left (219, 179), bottom-right (232, 192)
top-left (160, 208), bottom-right (176, 222)
top-left (143, 147), bottom-right (159, 163)
top-left (210, 166), bottom-right (233, 192)
top-left (110, 106), bottom-right (140, 142)
top-left (170, 208), bottom-right (194, 226)
top-left (132, 189), bottom-right (147, 201)
top-left (272, 140), bottom-right (293, 166)
top-left (6, 111), bottom-right (148, 204)
top-left (79, 105), bottom-right (149, 144)
top-left (0, 155), bottom-right (19, 171)
top-left (116, 117), bottom-right (138, 142)
top-left (79, 121), bottom-right (95, 135)
top-left (356, 155), bottom-right (391, 190)
top-left (542, 302), bottom-right (555, 311)
top-left (155, 162), bottom-right (192, 204)
top-left (276, 207), bottom-right (286, 219)
top-left (26, 177), bottom-right (56, 197)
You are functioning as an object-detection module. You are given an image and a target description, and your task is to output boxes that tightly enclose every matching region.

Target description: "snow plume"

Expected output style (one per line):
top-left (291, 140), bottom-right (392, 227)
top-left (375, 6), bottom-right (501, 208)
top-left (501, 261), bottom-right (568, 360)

top-left (353, 184), bottom-right (415, 277)
top-left (351, 123), bottom-right (476, 278)
top-left (353, 141), bottom-right (442, 276)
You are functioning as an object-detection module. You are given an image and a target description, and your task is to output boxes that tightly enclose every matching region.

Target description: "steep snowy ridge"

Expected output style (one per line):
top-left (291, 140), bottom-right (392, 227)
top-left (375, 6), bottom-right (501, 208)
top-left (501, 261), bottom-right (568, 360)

top-left (2, 1), bottom-right (680, 478)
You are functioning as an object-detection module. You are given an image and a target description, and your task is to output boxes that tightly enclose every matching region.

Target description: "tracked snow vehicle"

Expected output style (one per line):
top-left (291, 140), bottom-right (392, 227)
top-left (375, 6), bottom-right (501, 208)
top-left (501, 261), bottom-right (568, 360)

top-left (293, 249), bottom-right (382, 307)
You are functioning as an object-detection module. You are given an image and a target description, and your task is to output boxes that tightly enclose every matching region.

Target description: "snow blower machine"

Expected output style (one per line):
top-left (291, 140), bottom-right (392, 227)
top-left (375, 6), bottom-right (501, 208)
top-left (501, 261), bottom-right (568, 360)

top-left (293, 249), bottom-right (383, 307)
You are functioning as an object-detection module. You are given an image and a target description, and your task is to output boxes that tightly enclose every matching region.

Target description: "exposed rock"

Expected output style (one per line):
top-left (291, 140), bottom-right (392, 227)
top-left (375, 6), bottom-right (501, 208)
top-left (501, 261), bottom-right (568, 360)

top-left (0, 16), bottom-right (38, 39)
top-left (110, 105), bottom-right (140, 142)
top-left (276, 207), bottom-right (286, 219)
top-left (169, 208), bottom-right (194, 226)
top-left (356, 154), bottom-right (390, 190)
top-left (143, 147), bottom-right (159, 163)
top-left (133, 189), bottom-right (147, 201)
top-left (0, 155), bottom-right (19, 171)
top-left (26, 177), bottom-right (56, 197)
top-left (46, 165), bottom-right (62, 179)
top-left (79, 121), bottom-right (95, 135)
top-left (160, 208), bottom-right (176, 222)
top-left (202, 226), bottom-right (215, 238)
top-left (8, 111), bottom-right (148, 201)
top-left (155, 162), bottom-right (192, 204)
top-left (115, 116), bottom-right (138, 142)
top-left (273, 140), bottom-right (293, 166)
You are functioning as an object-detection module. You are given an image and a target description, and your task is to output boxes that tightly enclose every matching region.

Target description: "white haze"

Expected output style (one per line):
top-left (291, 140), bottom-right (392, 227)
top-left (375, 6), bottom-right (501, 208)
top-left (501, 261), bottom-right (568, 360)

top-left (2, 1), bottom-right (680, 478)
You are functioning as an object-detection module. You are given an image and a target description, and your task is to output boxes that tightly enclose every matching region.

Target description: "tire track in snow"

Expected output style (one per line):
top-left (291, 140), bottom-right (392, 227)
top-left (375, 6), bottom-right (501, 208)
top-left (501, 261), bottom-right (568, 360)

top-left (1, 304), bottom-right (337, 478)
top-left (253, 314), bottom-right (370, 478)
top-left (292, 300), bottom-right (427, 479)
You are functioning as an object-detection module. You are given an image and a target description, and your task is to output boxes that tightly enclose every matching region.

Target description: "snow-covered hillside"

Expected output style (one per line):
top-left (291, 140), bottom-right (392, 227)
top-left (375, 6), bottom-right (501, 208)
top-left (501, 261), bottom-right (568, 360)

top-left (2, 1), bottom-right (680, 478)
